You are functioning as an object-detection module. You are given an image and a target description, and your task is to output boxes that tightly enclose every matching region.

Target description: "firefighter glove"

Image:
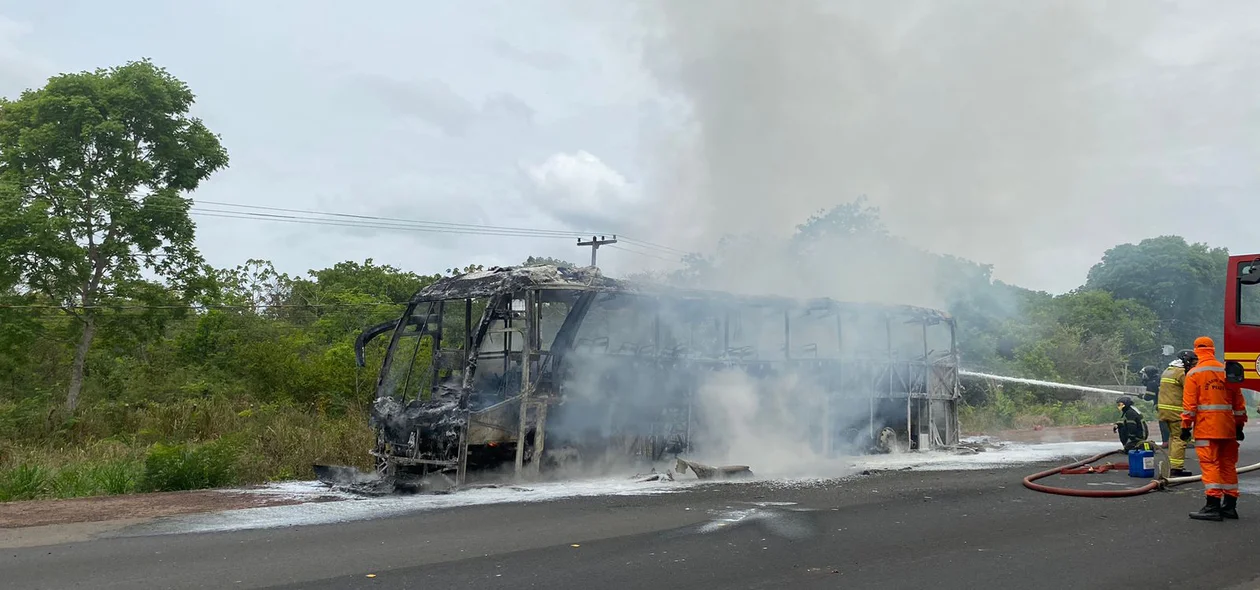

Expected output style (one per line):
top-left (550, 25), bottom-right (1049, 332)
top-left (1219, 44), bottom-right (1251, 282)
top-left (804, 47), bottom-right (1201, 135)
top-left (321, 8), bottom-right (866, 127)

top-left (1180, 427), bottom-right (1193, 442)
top-left (1238, 427), bottom-right (1246, 441)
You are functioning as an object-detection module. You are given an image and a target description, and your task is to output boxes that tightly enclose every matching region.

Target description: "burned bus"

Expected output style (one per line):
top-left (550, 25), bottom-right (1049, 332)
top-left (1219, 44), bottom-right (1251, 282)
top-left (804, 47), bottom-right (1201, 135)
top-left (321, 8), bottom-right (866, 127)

top-left (354, 265), bottom-right (961, 485)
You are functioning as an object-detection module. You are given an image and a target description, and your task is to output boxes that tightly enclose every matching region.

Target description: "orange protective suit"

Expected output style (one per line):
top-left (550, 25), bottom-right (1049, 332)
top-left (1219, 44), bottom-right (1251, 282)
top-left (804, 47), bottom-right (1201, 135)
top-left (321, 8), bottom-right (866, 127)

top-left (1182, 337), bottom-right (1247, 499)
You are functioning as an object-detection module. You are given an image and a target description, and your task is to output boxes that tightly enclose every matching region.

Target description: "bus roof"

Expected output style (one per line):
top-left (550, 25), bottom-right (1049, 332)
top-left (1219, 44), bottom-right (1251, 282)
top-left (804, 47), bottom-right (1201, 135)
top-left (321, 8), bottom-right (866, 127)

top-left (412, 264), bottom-right (953, 324)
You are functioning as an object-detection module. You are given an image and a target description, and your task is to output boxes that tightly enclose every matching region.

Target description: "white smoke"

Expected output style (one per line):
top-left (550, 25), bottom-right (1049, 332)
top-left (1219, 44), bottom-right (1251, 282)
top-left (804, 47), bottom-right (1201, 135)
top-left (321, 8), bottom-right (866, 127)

top-left (634, 0), bottom-right (1260, 293)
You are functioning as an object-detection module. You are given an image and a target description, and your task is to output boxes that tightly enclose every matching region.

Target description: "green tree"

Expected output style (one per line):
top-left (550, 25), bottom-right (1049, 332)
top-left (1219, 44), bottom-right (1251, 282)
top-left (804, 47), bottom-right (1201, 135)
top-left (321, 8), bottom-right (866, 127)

top-left (213, 259), bottom-right (293, 316)
top-left (1084, 236), bottom-right (1228, 349)
top-left (0, 59), bottom-right (228, 411)
top-left (297, 259), bottom-right (434, 305)
top-left (522, 256), bottom-right (579, 268)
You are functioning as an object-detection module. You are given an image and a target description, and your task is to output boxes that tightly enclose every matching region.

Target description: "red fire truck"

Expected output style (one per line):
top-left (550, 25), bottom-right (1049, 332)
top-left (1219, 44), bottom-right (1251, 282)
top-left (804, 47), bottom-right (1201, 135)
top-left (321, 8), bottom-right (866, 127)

top-left (1224, 254), bottom-right (1260, 390)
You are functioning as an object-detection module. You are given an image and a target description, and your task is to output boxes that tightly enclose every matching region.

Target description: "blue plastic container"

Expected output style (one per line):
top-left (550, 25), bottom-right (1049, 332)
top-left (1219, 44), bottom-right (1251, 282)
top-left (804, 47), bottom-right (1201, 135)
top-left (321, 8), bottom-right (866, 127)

top-left (1128, 449), bottom-right (1155, 478)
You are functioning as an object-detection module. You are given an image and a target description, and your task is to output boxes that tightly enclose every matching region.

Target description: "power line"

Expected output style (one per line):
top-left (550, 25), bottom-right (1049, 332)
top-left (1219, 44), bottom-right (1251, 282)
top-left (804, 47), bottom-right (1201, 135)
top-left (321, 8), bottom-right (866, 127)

top-left (93, 197), bottom-right (693, 264)
top-left (618, 237), bottom-right (688, 256)
top-left (191, 200), bottom-right (691, 258)
top-left (190, 209), bottom-right (587, 239)
top-left (196, 200), bottom-right (604, 238)
top-left (191, 210), bottom-right (686, 264)
top-left (607, 244), bottom-right (677, 263)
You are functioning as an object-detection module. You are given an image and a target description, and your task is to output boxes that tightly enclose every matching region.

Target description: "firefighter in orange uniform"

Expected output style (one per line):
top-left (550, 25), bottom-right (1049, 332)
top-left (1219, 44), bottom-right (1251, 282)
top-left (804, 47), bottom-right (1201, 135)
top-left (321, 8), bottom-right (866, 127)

top-left (1181, 336), bottom-right (1247, 521)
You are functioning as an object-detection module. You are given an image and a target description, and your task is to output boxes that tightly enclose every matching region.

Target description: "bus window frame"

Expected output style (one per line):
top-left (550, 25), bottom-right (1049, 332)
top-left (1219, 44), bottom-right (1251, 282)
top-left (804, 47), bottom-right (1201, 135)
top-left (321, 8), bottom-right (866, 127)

top-left (1238, 260), bottom-right (1260, 327)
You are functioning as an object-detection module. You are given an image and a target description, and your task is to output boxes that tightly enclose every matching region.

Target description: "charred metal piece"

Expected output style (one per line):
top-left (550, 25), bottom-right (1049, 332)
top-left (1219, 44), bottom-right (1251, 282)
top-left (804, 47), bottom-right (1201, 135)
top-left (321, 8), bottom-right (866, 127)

top-left (675, 458), bottom-right (753, 480)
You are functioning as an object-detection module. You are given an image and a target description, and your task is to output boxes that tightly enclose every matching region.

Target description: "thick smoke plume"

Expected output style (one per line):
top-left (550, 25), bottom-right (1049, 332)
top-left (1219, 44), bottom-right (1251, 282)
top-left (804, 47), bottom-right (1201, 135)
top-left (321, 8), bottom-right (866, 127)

top-left (569, 1), bottom-right (1245, 475)
top-left (636, 0), bottom-right (1260, 294)
top-left (510, 2), bottom-right (1260, 479)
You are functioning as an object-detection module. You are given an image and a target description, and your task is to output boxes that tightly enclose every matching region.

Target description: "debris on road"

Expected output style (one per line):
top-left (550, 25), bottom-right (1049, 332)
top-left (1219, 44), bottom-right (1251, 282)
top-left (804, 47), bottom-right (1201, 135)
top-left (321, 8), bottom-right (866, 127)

top-left (632, 469), bottom-right (675, 483)
top-left (675, 458), bottom-right (753, 480)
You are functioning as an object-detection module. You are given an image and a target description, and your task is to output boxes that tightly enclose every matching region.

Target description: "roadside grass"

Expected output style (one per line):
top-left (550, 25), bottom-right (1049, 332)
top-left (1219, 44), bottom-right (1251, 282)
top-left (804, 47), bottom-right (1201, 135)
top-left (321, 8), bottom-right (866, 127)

top-left (0, 397), bottom-right (373, 502)
top-left (958, 381), bottom-right (1141, 435)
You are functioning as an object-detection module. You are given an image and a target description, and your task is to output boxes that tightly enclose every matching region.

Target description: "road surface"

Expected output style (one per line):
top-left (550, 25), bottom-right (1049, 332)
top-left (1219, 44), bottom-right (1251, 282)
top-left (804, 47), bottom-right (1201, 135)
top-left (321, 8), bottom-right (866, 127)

top-left (5, 444), bottom-right (1260, 589)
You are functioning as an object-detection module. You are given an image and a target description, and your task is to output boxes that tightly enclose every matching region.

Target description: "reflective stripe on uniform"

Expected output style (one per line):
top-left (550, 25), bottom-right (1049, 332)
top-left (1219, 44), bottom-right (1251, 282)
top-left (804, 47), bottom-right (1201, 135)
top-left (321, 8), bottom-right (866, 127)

top-left (1158, 404), bottom-right (1184, 412)
top-left (1183, 411), bottom-right (1197, 417)
top-left (1198, 404), bottom-right (1234, 411)
top-left (1205, 483), bottom-right (1240, 490)
top-left (1161, 378), bottom-right (1179, 384)
top-left (1186, 366), bottom-right (1225, 377)
top-left (1235, 410), bottom-right (1248, 416)
top-left (1196, 439), bottom-right (1212, 447)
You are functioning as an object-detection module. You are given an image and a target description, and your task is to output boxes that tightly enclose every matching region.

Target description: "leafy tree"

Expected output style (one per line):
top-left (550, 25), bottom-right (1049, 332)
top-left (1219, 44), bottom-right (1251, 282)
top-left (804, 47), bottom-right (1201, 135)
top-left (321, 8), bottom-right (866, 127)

top-left (444, 263), bottom-right (484, 276)
top-left (1015, 325), bottom-right (1128, 386)
top-left (522, 256), bottom-right (578, 268)
top-left (1085, 236), bottom-right (1229, 349)
top-left (789, 196), bottom-right (887, 251)
top-left (213, 259), bottom-right (293, 316)
top-left (295, 259), bottom-right (434, 305)
top-left (0, 59), bottom-right (228, 411)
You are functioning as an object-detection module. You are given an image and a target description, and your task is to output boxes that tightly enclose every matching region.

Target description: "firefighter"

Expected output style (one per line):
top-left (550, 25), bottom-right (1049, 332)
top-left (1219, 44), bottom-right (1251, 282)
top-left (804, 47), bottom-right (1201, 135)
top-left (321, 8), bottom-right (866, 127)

top-left (1157, 350), bottom-right (1196, 477)
top-left (1181, 336), bottom-right (1247, 521)
top-left (1114, 396), bottom-right (1150, 451)
top-left (1140, 365), bottom-right (1170, 447)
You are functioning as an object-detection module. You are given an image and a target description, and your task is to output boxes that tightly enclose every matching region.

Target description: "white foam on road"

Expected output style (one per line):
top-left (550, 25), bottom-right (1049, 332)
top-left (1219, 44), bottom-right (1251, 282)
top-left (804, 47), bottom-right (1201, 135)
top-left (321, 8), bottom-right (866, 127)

top-left (128, 477), bottom-right (691, 536)
top-left (854, 440), bottom-right (1119, 472)
top-left (228, 480), bottom-right (361, 501)
top-left (127, 439), bottom-right (1119, 536)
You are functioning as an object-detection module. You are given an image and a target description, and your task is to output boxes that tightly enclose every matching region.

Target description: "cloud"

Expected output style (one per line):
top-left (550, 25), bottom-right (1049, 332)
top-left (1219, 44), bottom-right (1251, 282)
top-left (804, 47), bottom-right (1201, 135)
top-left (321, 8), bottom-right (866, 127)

top-left (490, 38), bottom-right (572, 72)
top-left (522, 151), bottom-right (640, 230)
top-left (0, 15), bottom-right (52, 97)
top-left (483, 92), bottom-right (535, 125)
top-left (358, 75), bottom-right (535, 136)
top-left (362, 76), bottom-right (478, 136)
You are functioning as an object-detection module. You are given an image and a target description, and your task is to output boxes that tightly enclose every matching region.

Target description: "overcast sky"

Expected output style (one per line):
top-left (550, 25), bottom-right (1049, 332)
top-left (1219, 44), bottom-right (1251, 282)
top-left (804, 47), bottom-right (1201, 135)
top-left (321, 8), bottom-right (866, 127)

top-left (2, 1), bottom-right (1258, 294)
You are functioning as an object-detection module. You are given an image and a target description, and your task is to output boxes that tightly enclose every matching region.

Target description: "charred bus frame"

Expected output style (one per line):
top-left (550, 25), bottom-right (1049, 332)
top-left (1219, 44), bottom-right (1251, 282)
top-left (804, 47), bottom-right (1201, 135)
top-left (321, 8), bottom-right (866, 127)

top-left (357, 265), bottom-right (961, 484)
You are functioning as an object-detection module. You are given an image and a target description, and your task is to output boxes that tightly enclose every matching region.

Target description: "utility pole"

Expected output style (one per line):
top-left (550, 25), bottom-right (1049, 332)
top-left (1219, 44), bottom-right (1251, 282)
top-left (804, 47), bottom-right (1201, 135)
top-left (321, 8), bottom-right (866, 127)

top-left (577, 235), bottom-right (617, 267)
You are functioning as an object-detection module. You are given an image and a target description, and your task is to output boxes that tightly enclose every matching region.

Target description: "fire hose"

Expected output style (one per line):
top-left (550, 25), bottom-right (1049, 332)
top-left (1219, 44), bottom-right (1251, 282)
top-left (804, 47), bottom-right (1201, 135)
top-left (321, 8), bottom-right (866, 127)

top-left (1024, 448), bottom-right (1260, 497)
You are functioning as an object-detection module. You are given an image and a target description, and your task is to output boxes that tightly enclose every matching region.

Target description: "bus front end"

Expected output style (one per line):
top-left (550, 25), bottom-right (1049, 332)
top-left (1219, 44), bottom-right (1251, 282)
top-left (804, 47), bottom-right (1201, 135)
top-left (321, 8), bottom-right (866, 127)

top-left (1224, 254), bottom-right (1260, 390)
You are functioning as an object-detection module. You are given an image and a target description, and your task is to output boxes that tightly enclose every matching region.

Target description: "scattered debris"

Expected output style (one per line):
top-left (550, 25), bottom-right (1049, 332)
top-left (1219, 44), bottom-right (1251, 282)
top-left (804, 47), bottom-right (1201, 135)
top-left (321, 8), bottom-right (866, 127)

top-left (859, 467), bottom-right (913, 476)
top-left (875, 427), bottom-right (905, 454)
top-left (312, 464), bottom-right (447, 496)
top-left (631, 468), bottom-right (675, 483)
top-left (676, 458), bottom-right (753, 480)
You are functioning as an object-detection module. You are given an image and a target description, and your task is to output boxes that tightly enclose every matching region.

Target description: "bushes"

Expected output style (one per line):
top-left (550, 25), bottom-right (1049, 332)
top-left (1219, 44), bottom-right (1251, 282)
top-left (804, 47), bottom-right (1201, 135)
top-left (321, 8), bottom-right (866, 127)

top-left (0, 399), bottom-right (373, 502)
top-left (92, 460), bottom-right (141, 495)
top-left (141, 438), bottom-right (242, 492)
top-left (0, 464), bottom-right (51, 501)
top-left (959, 382), bottom-right (1132, 434)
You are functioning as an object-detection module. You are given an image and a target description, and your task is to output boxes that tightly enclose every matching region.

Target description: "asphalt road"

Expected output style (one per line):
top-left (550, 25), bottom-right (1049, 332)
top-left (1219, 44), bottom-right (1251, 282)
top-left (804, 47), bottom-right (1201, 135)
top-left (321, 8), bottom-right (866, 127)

top-left (6, 444), bottom-right (1260, 590)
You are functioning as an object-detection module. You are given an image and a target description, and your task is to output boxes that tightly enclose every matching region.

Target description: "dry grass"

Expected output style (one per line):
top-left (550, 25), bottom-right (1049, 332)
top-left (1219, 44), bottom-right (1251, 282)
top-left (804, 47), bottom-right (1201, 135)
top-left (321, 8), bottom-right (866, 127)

top-left (0, 398), bottom-right (373, 501)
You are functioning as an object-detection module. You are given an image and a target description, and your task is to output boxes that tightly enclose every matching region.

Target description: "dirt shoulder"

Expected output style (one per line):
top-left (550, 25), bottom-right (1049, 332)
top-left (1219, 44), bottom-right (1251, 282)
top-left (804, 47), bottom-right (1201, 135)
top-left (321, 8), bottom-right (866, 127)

top-left (0, 488), bottom-right (336, 529)
top-left (975, 423), bottom-right (1123, 444)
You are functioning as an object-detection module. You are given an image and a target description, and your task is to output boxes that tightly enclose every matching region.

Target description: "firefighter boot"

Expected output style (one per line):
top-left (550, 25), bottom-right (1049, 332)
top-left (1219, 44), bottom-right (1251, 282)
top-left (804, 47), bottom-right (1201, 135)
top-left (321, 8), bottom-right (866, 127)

top-left (1221, 496), bottom-right (1239, 520)
top-left (1170, 468), bottom-right (1194, 477)
top-left (1190, 496), bottom-right (1224, 521)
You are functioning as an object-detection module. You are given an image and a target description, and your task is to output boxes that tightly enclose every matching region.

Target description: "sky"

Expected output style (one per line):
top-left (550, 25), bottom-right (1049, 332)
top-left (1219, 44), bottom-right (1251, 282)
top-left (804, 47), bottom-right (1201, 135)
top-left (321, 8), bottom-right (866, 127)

top-left (1, 1), bottom-right (1258, 294)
